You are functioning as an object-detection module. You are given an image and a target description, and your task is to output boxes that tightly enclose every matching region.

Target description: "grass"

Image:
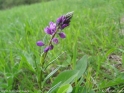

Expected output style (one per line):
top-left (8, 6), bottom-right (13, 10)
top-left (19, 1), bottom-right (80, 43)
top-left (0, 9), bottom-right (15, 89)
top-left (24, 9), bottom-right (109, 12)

top-left (0, 0), bottom-right (124, 92)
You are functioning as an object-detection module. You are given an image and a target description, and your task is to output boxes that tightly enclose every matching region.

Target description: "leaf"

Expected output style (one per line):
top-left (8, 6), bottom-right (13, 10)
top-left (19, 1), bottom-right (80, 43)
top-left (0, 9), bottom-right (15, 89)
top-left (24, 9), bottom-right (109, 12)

top-left (75, 55), bottom-right (88, 78)
top-left (57, 84), bottom-right (73, 93)
top-left (52, 70), bottom-right (77, 86)
top-left (51, 55), bottom-right (88, 92)
top-left (21, 51), bottom-right (35, 72)
top-left (43, 66), bottom-right (60, 83)
top-left (119, 48), bottom-right (124, 53)
top-left (106, 48), bottom-right (116, 57)
top-left (72, 86), bottom-right (95, 93)
top-left (47, 82), bottom-right (62, 93)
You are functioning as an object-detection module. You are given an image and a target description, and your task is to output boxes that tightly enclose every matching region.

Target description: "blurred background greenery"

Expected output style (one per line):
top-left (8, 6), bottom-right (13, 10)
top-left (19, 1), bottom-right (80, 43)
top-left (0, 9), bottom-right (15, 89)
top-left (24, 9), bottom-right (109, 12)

top-left (0, 0), bottom-right (50, 10)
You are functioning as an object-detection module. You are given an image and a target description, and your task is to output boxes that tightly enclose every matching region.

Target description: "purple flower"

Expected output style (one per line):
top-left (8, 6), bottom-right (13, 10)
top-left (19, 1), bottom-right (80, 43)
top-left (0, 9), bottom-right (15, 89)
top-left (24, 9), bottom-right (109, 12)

top-left (56, 12), bottom-right (73, 29)
top-left (57, 16), bottom-right (70, 29)
top-left (38, 12), bottom-right (73, 52)
top-left (52, 38), bottom-right (59, 44)
top-left (44, 46), bottom-right (49, 52)
top-left (61, 24), bottom-right (69, 29)
top-left (44, 26), bottom-right (52, 35)
top-left (44, 45), bottom-right (54, 52)
top-left (44, 22), bottom-right (56, 35)
top-left (36, 41), bottom-right (44, 46)
top-left (49, 45), bottom-right (54, 50)
top-left (56, 16), bottom-right (65, 25)
top-left (49, 22), bottom-right (56, 31)
top-left (58, 32), bottom-right (66, 38)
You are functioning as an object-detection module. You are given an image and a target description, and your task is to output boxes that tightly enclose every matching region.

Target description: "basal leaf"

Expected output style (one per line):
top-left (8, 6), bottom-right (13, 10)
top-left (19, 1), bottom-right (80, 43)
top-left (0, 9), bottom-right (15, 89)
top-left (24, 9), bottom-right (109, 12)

top-left (52, 70), bottom-right (77, 86)
top-left (75, 55), bottom-right (88, 78)
top-left (47, 82), bottom-right (62, 93)
top-left (57, 84), bottom-right (73, 93)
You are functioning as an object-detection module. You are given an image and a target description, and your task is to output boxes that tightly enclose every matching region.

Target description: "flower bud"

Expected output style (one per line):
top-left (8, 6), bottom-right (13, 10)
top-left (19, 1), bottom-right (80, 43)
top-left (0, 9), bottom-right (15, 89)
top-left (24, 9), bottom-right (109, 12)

top-left (56, 16), bottom-right (65, 25)
top-left (56, 11), bottom-right (73, 29)
top-left (44, 46), bottom-right (49, 52)
top-left (36, 41), bottom-right (44, 46)
top-left (44, 45), bottom-right (54, 52)
top-left (61, 24), bottom-right (69, 29)
top-left (58, 32), bottom-right (66, 38)
top-left (49, 45), bottom-right (54, 50)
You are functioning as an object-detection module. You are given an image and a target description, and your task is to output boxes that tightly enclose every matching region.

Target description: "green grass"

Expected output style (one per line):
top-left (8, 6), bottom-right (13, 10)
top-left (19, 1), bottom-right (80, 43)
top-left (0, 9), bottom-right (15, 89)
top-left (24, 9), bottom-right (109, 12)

top-left (0, 0), bottom-right (124, 92)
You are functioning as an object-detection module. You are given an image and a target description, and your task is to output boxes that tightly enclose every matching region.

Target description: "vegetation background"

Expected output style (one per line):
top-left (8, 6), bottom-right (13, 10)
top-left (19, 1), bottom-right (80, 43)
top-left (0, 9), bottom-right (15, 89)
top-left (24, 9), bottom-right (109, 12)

top-left (0, 0), bottom-right (124, 92)
top-left (0, 0), bottom-right (50, 9)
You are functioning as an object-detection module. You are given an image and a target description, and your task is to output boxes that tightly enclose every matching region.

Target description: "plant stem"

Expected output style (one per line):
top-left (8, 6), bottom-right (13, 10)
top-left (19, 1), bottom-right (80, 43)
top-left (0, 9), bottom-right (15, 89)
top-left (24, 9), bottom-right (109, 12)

top-left (39, 26), bottom-right (60, 90)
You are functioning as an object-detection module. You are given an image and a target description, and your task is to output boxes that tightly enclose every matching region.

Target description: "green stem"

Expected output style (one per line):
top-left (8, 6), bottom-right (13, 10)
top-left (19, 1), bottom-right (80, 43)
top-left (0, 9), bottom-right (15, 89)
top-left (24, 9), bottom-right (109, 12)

top-left (39, 26), bottom-right (60, 89)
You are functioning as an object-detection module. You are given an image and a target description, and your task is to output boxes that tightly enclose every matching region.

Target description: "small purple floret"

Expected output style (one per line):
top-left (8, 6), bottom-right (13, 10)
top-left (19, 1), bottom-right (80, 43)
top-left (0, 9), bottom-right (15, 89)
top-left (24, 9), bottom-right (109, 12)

top-left (61, 24), bottom-right (69, 29)
top-left (49, 45), bottom-right (54, 50)
top-left (58, 32), bottom-right (66, 38)
top-left (52, 38), bottom-right (59, 44)
top-left (56, 16), bottom-right (65, 25)
top-left (44, 46), bottom-right (49, 52)
top-left (44, 45), bottom-right (54, 52)
top-left (44, 22), bottom-right (56, 35)
top-left (57, 16), bottom-right (69, 29)
top-left (49, 22), bottom-right (56, 31)
top-left (36, 41), bottom-right (44, 46)
top-left (44, 26), bottom-right (52, 35)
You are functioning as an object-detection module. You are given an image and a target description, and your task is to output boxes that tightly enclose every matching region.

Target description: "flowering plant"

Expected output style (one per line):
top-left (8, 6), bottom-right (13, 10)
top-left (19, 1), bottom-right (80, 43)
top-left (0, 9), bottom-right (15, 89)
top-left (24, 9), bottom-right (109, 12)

top-left (37, 12), bottom-right (73, 89)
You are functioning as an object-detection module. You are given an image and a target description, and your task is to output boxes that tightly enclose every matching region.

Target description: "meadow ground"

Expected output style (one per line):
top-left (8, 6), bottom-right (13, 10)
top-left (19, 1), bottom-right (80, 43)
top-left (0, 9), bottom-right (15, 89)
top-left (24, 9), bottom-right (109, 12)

top-left (0, 0), bottom-right (124, 92)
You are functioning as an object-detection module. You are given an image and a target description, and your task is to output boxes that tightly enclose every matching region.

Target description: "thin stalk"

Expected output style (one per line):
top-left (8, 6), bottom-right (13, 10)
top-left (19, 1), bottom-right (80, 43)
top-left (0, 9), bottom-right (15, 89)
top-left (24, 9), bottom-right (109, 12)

top-left (39, 26), bottom-right (60, 89)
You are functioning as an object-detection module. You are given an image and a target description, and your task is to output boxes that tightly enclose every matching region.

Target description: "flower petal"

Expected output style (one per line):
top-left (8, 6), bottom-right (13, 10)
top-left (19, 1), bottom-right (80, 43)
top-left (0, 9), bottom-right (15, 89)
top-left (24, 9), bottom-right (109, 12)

top-left (61, 24), bottom-right (69, 29)
top-left (44, 26), bottom-right (52, 35)
top-left (49, 22), bottom-right (56, 30)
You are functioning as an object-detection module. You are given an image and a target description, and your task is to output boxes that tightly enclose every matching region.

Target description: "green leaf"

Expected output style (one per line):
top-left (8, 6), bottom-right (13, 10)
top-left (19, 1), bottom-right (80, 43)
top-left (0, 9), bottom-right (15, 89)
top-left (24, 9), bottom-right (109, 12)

top-left (119, 48), bottom-right (124, 53)
top-left (21, 51), bottom-right (35, 72)
top-left (75, 55), bottom-right (88, 78)
top-left (52, 55), bottom-right (88, 92)
top-left (57, 84), bottom-right (73, 93)
top-left (72, 86), bottom-right (95, 93)
top-left (52, 56), bottom-right (87, 92)
top-left (52, 70), bottom-right (77, 86)
top-left (43, 66), bottom-right (60, 83)
top-left (47, 82), bottom-right (62, 93)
